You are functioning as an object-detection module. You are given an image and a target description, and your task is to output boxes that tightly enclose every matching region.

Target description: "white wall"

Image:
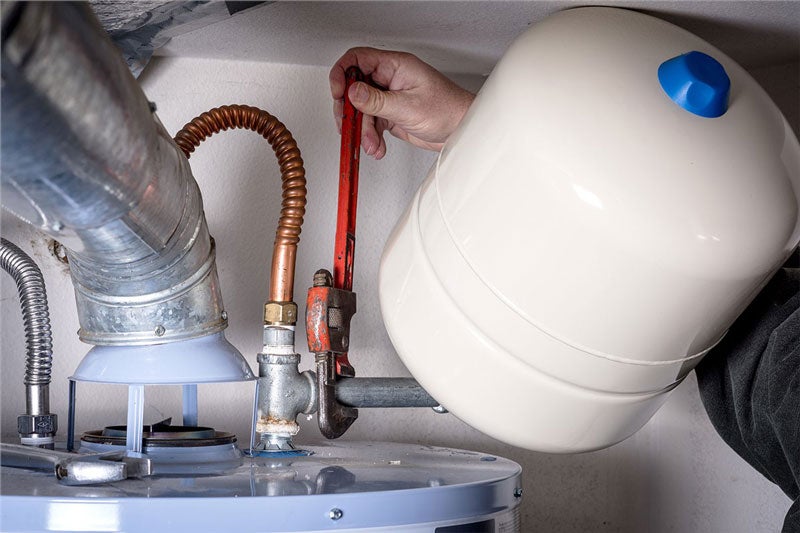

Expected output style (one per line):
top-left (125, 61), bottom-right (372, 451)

top-left (1, 56), bottom-right (796, 531)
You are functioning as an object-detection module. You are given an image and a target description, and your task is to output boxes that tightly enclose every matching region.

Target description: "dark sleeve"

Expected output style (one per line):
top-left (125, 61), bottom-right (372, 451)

top-left (695, 266), bottom-right (800, 533)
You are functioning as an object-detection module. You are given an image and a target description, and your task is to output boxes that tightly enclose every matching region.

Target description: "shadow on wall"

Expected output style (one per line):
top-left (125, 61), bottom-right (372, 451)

top-left (749, 62), bottom-right (800, 135)
top-left (641, 3), bottom-right (800, 68)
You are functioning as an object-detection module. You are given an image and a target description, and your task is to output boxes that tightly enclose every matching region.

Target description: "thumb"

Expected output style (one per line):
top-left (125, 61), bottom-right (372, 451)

top-left (348, 82), bottom-right (407, 125)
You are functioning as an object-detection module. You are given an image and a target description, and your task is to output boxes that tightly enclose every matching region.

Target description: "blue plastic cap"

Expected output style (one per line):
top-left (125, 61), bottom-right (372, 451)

top-left (658, 51), bottom-right (730, 118)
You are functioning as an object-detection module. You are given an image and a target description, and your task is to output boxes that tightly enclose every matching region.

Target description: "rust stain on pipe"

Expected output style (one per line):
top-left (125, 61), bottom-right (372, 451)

top-left (255, 415), bottom-right (299, 436)
top-left (173, 104), bottom-right (306, 303)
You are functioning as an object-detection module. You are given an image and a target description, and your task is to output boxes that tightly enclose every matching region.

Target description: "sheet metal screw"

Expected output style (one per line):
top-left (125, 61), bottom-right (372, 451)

top-left (50, 240), bottom-right (69, 264)
top-left (221, 310), bottom-right (228, 321)
top-left (514, 487), bottom-right (523, 498)
top-left (329, 508), bottom-right (343, 521)
top-left (432, 405), bottom-right (448, 414)
top-left (154, 325), bottom-right (166, 337)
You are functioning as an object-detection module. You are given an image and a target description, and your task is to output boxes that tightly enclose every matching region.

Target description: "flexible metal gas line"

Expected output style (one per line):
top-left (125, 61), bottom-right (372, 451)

top-left (174, 105), bottom-right (307, 305)
top-left (0, 238), bottom-right (58, 446)
top-left (0, 238), bottom-right (53, 391)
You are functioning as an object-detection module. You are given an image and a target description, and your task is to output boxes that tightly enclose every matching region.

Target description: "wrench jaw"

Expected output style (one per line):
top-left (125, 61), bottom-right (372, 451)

top-left (0, 442), bottom-right (152, 486)
top-left (55, 452), bottom-right (153, 486)
top-left (306, 269), bottom-right (359, 439)
top-left (315, 352), bottom-right (358, 440)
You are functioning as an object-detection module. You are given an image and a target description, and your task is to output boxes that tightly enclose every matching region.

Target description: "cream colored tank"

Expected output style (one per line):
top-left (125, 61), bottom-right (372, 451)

top-left (379, 7), bottom-right (800, 452)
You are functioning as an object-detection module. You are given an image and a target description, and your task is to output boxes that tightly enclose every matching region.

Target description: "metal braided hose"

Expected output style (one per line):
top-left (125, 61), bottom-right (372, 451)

top-left (173, 104), bottom-right (307, 304)
top-left (0, 238), bottom-right (53, 387)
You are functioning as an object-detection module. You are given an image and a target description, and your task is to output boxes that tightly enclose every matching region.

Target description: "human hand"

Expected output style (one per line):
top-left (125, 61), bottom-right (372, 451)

top-left (330, 47), bottom-right (475, 159)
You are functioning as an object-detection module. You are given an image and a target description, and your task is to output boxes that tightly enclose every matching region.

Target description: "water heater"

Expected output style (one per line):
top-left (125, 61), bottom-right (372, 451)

top-left (380, 7), bottom-right (800, 452)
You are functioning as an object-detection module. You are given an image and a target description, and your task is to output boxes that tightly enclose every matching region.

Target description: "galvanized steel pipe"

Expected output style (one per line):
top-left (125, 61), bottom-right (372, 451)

top-left (335, 378), bottom-right (439, 408)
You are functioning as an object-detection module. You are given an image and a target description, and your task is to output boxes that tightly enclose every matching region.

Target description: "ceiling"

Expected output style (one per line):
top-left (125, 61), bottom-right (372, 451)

top-left (155, 1), bottom-right (800, 79)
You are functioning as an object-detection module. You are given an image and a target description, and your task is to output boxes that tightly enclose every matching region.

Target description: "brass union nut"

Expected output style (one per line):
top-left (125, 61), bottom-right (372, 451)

top-left (264, 301), bottom-right (298, 325)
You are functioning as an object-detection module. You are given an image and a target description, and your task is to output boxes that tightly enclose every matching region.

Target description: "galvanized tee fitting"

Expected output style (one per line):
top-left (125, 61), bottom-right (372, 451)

top-left (254, 326), bottom-right (317, 451)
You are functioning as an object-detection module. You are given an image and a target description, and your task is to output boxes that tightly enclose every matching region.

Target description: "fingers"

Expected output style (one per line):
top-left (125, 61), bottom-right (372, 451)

top-left (329, 62), bottom-right (347, 101)
top-left (373, 117), bottom-right (389, 160)
top-left (374, 141), bottom-right (387, 160)
top-left (350, 82), bottom-right (391, 158)
top-left (333, 98), bottom-right (343, 133)
top-left (329, 47), bottom-right (391, 99)
top-left (330, 47), bottom-right (473, 156)
top-left (331, 49), bottom-right (393, 157)
top-left (360, 113), bottom-right (385, 159)
top-left (329, 50), bottom-right (355, 100)
top-left (330, 47), bottom-right (393, 135)
top-left (348, 82), bottom-right (407, 127)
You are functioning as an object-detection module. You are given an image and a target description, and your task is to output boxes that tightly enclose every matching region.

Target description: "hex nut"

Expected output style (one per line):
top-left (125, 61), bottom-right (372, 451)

top-left (262, 326), bottom-right (295, 347)
top-left (17, 413), bottom-right (58, 435)
top-left (264, 301), bottom-right (298, 325)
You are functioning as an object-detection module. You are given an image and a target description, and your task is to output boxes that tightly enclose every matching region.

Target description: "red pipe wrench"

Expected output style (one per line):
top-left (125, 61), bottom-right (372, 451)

top-left (332, 66), bottom-right (365, 376)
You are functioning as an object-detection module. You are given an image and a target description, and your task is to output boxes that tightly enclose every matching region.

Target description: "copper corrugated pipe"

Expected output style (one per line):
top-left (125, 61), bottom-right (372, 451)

top-left (174, 104), bottom-right (307, 303)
